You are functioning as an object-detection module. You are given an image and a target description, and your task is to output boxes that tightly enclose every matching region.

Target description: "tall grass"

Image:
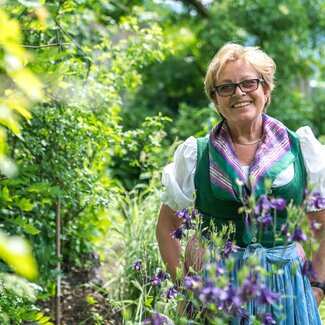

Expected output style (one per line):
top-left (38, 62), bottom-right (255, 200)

top-left (103, 182), bottom-right (176, 323)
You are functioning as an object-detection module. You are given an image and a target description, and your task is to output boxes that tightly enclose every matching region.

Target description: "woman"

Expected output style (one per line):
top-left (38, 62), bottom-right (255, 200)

top-left (156, 43), bottom-right (325, 324)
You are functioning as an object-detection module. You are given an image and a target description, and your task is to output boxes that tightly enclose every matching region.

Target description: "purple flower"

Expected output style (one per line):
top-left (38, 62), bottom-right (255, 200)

top-left (270, 198), bottom-right (286, 210)
top-left (151, 269), bottom-right (170, 286)
top-left (132, 260), bottom-right (142, 271)
top-left (254, 195), bottom-right (272, 215)
top-left (156, 269), bottom-right (170, 281)
top-left (199, 280), bottom-right (223, 303)
top-left (254, 196), bottom-right (286, 216)
top-left (184, 275), bottom-right (201, 290)
top-left (302, 260), bottom-right (317, 280)
top-left (239, 273), bottom-right (259, 300)
top-left (163, 286), bottom-right (178, 299)
top-left (222, 241), bottom-right (239, 258)
top-left (289, 226), bottom-right (308, 242)
top-left (261, 312), bottom-right (276, 325)
top-left (182, 214), bottom-right (194, 230)
top-left (150, 276), bottom-right (162, 286)
top-left (307, 192), bottom-right (325, 210)
top-left (227, 284), bottom-right (242, 307)
top-left (257, 285), bottom-right (281, 305)
top-left (171, 227), bottom-right (186, 240)
top-left (176, 208), bottom-right (196, 230)
top-left (143, 311), bottom-right (170, 325)
top-left (176, 208), bottom-right (189, 219)
top-left (258, 213), bottom-right (273, 231)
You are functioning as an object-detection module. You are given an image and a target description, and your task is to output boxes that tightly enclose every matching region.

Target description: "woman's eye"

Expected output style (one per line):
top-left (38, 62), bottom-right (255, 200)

top-left (220, 84), bottom-right (233, 91)
top-left (242, 80), bottom-right (256, 87)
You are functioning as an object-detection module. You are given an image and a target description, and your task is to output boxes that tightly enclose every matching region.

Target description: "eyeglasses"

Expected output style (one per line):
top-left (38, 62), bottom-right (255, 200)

top-left (212, 79), bottom-right (265, 97)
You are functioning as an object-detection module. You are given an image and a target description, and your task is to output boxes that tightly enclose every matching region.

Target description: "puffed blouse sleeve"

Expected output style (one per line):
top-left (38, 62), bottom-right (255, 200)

top-left (296, 126), bottom-right (325, 211)
top-left (159, 136), bottom-right (197, 211)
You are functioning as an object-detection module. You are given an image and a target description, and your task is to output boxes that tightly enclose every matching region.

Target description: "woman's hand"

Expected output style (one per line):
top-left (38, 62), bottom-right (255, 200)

top-left (312, 287), bottom-right (324, 307)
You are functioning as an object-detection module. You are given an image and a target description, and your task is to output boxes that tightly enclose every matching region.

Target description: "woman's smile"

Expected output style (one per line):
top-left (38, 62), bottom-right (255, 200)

top-left (231, 101), bottom-right (252, 109)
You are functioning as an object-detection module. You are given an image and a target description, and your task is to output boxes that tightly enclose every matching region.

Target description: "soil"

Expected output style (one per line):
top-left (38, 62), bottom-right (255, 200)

top-left (37, 255), bottom-right (122, 325)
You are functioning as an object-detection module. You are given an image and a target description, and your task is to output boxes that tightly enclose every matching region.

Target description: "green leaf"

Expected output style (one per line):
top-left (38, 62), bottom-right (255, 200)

top-left (144, 295), bottom-right (153, 307)
top-left (1, 186), bottom-right (11, 202)
top-left (24, 223), bottom-right (40, 235)
top-left (38, 316), bottom-right (51, 324)
top-left (17, 198), bottom-right (33, 211)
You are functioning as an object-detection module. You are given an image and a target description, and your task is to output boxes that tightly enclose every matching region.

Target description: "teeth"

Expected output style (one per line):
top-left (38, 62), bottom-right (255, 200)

top-left (233, 102), bottom-right (250, 108)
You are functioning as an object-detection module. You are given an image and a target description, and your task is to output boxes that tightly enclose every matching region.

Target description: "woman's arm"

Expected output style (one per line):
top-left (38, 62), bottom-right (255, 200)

top-left (156, 204), bottom-right (183, 282)
top-left (307, 209), bottom-right (325, 306)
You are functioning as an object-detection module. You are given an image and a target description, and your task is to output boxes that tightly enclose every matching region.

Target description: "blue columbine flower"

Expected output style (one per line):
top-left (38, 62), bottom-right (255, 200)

top-left (261, 312), bottom-right (276, 325)
top-left (258, 213), bottom-right (273, 231)
top-left (143, 311), bottom-right (171, 325)
top-left (176, 208), bottom-right (196, 230)
top-left (307, 191), bottom-right (325, 210)
top-left (302, 260), bottom-right (317, 280)
top-left (132, 260), bottom-right (142, 271)
top-left (257, 285), bottom-right (281, 305)
top-left (176, 207), bottom-right (189, 219)
top-left (156, 268), bottom-right (170, 281)
top-left (239, 273), bottom-right (259, 300)
top-left (163, 286), bottom-right (178, 299)
top-left (222, 241), bottom-right (239, 258)
top-left (270, 198), bottom-right (286, 210)
top-left (289, 226), bottom-right (308, 242)
top-left (254, 195), bottom-right (272, 215)
top-left (150, 276), bottom-right (162, 286)
top-left (184, 275), bottom-right (201, 290)
top-left (171, 227), bottom-right (186, 240)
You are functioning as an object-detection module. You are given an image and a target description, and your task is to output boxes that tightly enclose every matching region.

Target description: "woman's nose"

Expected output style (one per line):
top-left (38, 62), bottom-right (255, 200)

top-left (232, 84), bottom-right (246, 97)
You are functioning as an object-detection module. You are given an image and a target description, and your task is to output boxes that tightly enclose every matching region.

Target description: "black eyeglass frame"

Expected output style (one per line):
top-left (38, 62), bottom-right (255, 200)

top-left (211, 78), bottom-right (265, 97)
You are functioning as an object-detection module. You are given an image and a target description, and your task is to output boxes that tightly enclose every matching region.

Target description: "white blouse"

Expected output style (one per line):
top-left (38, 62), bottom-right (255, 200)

top-left (160, 126), bottom-right (325, 212)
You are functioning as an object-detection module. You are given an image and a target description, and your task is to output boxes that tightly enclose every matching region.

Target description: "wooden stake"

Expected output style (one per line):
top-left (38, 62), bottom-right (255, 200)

top-left (55, 200), bottom-right (61, 325)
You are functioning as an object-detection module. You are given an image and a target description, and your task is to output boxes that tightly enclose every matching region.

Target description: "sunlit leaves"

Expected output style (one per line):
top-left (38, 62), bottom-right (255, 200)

top-left (0, 8), bottom-right (43, 171)
top-left (0, 231), bottom-right (38, 280)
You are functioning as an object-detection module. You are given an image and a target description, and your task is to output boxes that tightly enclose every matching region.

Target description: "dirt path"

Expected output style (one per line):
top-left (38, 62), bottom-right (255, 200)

top-left (38, 261), bottom-right (122, 324)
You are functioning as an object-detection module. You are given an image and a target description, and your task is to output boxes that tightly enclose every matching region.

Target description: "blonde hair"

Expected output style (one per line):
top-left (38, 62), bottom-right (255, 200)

top-left (204, 43), bottom-right (276, 108)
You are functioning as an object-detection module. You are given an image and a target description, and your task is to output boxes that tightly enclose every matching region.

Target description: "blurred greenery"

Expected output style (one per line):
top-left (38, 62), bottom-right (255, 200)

top-left (0, 0), bottom-right (324, 323)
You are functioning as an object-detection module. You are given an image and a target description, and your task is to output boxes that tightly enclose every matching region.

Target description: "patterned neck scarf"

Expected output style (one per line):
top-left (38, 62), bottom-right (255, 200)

top-left (208, 114), bottom-right (298, 202)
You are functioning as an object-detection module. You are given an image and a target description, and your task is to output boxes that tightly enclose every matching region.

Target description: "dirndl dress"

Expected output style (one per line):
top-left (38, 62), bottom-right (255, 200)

top-left (228, 243), bottom-right (321, 325)
top-left (184, 239), bottom-right (322, 324)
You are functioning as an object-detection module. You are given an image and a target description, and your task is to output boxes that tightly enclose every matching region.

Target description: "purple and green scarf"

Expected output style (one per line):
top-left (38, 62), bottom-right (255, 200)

top-left (208, 114), bottom-right (299, 202)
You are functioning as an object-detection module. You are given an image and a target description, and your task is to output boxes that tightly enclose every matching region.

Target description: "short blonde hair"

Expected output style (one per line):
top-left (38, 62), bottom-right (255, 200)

top-left (204, 43), bottom-right (276, 108)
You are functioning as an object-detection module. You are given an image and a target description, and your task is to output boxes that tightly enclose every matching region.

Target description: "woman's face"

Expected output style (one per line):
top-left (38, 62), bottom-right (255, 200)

top-left (213, 60), bottom-right (270, 126)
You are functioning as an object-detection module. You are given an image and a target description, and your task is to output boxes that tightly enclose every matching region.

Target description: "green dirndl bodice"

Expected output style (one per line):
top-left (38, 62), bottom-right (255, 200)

top-left (194, 129), bottom-right (307, 248)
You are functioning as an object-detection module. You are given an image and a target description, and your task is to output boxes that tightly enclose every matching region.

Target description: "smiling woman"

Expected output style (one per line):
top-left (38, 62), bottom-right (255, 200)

top-left (156, 42), bottom-right (325, 324)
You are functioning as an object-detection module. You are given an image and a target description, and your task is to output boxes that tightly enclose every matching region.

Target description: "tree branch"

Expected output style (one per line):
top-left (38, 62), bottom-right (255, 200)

top-left (22, 42), bottom-right (70, 49)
